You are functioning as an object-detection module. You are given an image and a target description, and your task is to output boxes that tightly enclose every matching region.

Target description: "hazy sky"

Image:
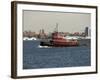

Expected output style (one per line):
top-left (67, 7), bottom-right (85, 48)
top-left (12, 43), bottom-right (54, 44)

top-left (23, 10), bottom-right (91, 33)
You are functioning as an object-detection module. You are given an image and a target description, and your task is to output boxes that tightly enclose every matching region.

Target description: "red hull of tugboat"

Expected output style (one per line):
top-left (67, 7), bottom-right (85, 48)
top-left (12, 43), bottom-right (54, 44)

top-left (52, 32), bottom-right (79, 47)
top-left (52, 40), bottom-right (79, 47)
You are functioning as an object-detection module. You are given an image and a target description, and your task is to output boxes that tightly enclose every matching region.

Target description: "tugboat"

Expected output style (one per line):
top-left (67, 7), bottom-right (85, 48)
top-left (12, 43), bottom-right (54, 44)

top-left (40, 23), bottom-right (79, 47)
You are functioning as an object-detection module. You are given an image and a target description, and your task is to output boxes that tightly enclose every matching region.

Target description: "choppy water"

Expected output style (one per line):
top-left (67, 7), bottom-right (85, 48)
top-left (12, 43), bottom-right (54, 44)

top-left (23, 40), bottom-right (91, 69)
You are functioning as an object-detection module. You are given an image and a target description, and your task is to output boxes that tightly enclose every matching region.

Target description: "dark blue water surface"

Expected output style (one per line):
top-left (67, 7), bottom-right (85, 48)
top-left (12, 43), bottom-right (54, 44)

top-left (23, 40), bottom-right (91, 69)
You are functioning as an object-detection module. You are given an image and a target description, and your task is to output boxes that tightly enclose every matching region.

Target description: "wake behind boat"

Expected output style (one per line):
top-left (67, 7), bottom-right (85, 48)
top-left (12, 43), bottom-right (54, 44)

top-left (38, 45), bottom-right (52, 48)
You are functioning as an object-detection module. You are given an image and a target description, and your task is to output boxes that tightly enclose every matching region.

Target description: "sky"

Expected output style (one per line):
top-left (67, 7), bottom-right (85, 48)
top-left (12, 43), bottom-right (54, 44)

top-left (23, 10), bottom-right (91, 33)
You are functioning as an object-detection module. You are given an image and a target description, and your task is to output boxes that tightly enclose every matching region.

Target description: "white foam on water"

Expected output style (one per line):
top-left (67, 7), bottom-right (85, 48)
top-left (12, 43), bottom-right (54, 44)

top-left (38, 45), bottom-right (52, 48)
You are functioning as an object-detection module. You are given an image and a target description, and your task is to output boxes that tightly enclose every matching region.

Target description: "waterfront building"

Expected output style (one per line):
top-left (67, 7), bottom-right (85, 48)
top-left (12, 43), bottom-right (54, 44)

top-left (85, 27), bottom-right (88, 37)
top-left (38, 29), bottom-right (47, 39)
top-left (84, 26), bottom-right (91, 37)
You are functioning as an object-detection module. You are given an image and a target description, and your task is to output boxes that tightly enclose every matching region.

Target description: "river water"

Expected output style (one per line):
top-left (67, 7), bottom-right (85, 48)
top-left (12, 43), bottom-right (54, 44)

top-left (23, 40), bottom-right (91, 69)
